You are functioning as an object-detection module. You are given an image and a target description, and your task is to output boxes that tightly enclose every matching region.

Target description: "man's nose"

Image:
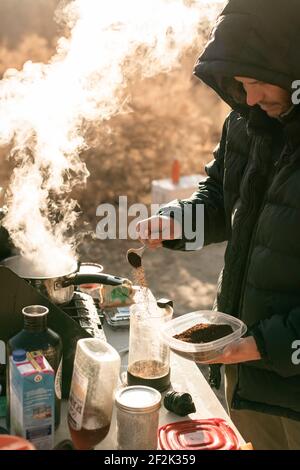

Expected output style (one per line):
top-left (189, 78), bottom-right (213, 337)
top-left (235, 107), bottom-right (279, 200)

top-left (246, 88), bottom-right (264, 107)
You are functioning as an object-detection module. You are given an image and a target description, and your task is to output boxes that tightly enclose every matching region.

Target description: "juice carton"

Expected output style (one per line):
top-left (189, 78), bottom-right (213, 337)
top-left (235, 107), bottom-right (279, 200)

top-left (9, 349), bottom-right (55, 450)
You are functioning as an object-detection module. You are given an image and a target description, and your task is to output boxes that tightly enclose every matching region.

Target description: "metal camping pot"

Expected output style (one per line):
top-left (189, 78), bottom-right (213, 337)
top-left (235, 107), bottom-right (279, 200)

top-left (2, 255), bottom-right (131, 305)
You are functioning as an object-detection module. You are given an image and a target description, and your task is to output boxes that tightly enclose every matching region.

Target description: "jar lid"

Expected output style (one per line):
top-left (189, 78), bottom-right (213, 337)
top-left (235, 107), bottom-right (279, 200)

top-left (158, 419), bottom-right (239, 450)
top-left (115, 386), bottom-right (161, 413)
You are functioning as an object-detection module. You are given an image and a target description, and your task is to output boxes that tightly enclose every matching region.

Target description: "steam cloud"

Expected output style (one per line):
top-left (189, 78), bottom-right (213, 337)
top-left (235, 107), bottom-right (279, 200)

top-left (0, 0), bottom-right (223, 276)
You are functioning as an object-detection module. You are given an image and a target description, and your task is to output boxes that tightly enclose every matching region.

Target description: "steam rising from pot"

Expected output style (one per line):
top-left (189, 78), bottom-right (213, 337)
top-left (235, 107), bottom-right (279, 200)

top-left (0, 0), bottom-right (223, 274)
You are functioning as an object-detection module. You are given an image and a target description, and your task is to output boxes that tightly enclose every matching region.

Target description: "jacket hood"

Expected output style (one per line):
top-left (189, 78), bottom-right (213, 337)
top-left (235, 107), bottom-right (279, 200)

top-left (194, 0), bottom-right (300, 118)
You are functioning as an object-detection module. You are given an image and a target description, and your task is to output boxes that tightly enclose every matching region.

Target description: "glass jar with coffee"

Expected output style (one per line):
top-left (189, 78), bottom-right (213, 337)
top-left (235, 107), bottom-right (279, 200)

top-left (127, 300), bottom-right (173, 392)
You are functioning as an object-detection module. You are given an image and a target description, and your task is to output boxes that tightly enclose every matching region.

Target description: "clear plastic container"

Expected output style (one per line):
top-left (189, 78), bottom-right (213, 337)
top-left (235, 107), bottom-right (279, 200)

top-left (160, 311), bottom-right (247, 363)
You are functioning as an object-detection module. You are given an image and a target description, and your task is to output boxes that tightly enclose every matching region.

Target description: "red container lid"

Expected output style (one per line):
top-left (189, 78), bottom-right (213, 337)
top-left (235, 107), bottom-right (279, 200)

top-left (158, 418), bottom-right (239, 451)
top-left (0, 435), bottom-right (36, 450)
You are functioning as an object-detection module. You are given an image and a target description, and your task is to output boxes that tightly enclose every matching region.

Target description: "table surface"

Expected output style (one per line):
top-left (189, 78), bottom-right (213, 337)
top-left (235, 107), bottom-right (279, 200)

top-left (1, 321), bottom-right (245, 450)
top-left (55, 323), bottom-right (245, 449)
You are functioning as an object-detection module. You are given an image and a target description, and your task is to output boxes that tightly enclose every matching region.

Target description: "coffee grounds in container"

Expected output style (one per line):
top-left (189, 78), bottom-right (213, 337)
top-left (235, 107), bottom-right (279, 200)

top-left (174, 323), bottom-right (233, 344)
top-left (127, 360), bottom-right (170, 392)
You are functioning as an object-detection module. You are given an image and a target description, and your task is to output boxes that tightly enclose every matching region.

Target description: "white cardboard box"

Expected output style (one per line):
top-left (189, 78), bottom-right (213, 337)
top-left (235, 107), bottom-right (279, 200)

top-left (151, 174), bottom-right (206, 206)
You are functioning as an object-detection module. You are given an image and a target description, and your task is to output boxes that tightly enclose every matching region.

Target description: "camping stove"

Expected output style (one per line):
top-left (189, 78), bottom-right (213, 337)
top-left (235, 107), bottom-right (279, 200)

top-left (61, 290), bottom-right (106, 341)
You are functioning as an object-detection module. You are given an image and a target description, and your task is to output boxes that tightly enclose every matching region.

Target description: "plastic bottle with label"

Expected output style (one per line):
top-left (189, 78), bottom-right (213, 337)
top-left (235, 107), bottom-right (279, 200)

top-left (7, 305), bottom-right (62, 429)
top-left (67, 338), bottom-right (120, 450)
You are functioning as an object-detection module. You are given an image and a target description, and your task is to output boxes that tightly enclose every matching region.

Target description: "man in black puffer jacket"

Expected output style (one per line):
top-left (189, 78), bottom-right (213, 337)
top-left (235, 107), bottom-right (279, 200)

top-left (137, 0), bottom-right (300, 450)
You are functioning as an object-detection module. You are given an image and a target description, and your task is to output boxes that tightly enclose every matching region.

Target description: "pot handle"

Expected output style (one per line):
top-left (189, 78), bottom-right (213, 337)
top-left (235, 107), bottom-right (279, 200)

top-left (62, 272), bottom-right (130, 287)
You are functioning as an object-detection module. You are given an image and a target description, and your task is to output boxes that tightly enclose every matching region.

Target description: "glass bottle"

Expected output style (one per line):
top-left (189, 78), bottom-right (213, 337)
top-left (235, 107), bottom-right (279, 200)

top-left (7, 305), bottom-right (62, 429)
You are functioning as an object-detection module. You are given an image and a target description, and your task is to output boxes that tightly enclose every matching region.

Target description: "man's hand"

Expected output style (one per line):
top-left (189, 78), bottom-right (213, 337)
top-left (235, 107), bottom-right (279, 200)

top-left (200, 337), bottom-right (261, 365)
top-left (136, 215), bottom-right (182, 249)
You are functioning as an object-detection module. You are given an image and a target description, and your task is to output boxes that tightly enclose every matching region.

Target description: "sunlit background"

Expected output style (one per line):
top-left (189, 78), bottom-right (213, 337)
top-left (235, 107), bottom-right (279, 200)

top-left (0, 0), bottom-right (228, 315)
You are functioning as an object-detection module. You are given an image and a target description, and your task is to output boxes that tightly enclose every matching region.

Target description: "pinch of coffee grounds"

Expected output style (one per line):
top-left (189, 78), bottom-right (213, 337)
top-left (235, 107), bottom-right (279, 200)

top-left (174, 323), bottom-right (233, 344)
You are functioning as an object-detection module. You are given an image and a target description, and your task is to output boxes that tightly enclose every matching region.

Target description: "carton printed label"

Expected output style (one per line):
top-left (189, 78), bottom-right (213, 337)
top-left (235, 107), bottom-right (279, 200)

top-left (9, 353), bottom-right (55, 450)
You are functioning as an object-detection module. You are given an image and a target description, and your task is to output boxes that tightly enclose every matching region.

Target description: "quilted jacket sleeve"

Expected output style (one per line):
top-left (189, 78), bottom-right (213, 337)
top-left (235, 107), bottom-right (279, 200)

top-left (250, 307), bottom-right (300, 377)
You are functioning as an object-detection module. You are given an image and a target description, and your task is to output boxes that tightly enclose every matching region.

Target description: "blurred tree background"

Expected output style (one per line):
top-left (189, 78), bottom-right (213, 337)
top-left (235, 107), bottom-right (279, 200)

top-left (0, 1), bottom-right (228, 400)
top-left (0, 0), bottom-right (228, 317)
top-left (0, 0), bottom-right (59, 47)
top-left (0, 0), bottom-right (228, 211)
